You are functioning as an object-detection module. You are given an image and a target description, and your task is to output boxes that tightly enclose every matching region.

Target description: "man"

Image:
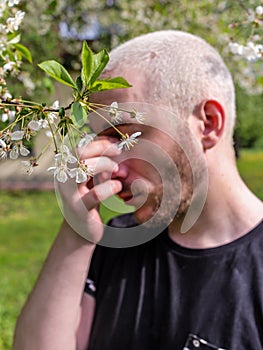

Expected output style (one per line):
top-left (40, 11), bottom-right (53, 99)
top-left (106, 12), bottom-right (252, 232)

top-left (14, 30), bottom-right (263, 350)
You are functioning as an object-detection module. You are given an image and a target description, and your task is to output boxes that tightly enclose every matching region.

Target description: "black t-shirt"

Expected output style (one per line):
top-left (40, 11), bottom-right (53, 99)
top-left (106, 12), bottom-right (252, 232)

top-left (85, 215), bottom-right (263, 350)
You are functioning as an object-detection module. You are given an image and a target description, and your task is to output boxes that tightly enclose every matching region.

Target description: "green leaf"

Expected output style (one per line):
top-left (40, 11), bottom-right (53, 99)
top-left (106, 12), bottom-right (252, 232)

top-left (75, 76), bottom-right (83, 93)
top-left (71, 102), bottom-right (88, 127)
top-left (89, 49), bottom-right (109, 86)
top-left (38, 60), bottom-right (76, 89)
top-left (14, 44), bottom-right (32, 63)
top-left (81, 42), bottom-right (92, 88)
top-left (9, 34), bottom-right (21, 44)
top-left (81, 42), bottom-right (109, 88)
top-left (90, 77), bottom-right (132, 93)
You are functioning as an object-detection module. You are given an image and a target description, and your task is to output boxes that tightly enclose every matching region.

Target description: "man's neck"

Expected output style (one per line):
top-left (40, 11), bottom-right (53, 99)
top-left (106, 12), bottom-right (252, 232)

top-left (168, 167), bottom-right (263, 249)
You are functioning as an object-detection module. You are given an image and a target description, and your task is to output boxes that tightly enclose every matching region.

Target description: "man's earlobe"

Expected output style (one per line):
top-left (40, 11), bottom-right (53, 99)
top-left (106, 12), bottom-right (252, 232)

top-left (201, 100), bottom-right (225, 150)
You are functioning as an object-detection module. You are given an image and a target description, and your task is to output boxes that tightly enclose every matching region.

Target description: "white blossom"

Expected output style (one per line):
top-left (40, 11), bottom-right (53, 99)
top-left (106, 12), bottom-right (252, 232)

top-left (47, 101), bottom-right (59, 123)
top-left (68, 167), bottom-right (88, 183)
top-left (48, 145), bottom-right (78, 183)
top-left (130, 110), bottom-right (145, 123)
top-left (9, 143), bottom-right (30, 159)
top-left (6, 10), bottom-right (25, 32)
top-left (55, 145), bottom-right (77, 164)
top-left (229, 41), bottom-right (263, 62)
top-left (3, 61), bottom-right (15, 72)
top-left (255, 6), bottom-right (263, 16)
top-left (48, 163), bottom-right (68, 183)
top-left (39, 119), bottom-right (49, 129)
top-left (78, 133), bottom-right (96, 148)
top-left (8, 0), bottom-right (20, 7)
top-left (2, 91), bottom-right (12, 100)
top-left (118, 132), bottom-right (142, 151)
top-left (109, 101), bottom-right (122, 124)
top-left (21, 160), bottom-right (33, 175)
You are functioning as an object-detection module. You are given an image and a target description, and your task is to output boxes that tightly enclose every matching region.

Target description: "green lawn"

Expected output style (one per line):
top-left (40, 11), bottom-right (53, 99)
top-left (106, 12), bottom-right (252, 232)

top-left (237, 148), bottom-right (263, 200)
top-left (0, 148), bottom-right (262, 349)
top-left (0, 191), bottom-right (62, 349)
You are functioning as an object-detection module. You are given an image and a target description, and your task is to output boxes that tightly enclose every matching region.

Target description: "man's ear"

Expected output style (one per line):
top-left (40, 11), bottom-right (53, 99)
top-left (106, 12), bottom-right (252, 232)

top-left (200, 100), bottom-right (225, 150)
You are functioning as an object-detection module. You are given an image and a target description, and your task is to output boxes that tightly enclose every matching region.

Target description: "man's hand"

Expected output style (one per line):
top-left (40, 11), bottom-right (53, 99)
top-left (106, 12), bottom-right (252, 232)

top-left (57, 138), bottom-right (122, 243)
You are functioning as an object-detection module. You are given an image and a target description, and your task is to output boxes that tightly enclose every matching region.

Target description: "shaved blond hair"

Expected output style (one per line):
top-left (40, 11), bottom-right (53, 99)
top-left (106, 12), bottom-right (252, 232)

top-left (106, 30), bottom-right (236, 141)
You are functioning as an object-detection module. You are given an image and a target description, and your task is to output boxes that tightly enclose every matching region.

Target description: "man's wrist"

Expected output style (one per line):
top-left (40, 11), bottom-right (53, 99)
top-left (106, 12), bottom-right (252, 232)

top-left (59, 219), bottom-right (96, 250)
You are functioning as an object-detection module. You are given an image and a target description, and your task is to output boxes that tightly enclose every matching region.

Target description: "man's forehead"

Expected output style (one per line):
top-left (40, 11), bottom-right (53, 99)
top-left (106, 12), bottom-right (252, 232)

top-left (98, 122), bottom-right (143, 136)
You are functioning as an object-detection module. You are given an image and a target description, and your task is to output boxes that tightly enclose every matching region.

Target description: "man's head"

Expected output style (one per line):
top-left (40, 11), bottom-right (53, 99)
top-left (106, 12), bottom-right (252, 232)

top-left (91, 30), bottom-right (236, 229)
top-left (101, 30), bottom-right (236, 144)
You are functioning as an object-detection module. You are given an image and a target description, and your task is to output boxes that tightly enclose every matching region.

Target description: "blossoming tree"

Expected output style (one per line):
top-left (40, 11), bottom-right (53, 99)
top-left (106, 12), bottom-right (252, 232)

top-left (0, 0), bottom-right (262, 182)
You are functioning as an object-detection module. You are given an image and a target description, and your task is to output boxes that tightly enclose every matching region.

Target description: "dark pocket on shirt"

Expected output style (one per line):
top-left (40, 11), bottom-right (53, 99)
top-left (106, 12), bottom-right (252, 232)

top-left (183, 334), bottom-right (227, 350)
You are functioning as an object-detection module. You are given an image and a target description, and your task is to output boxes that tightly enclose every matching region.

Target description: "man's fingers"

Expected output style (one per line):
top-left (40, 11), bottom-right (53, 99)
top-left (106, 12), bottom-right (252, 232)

top-left (81, 180), bottom-right (122, 210)
top-left (78, 139), bottom-right (121, 160)
top-left (82, 156), bottom-right (119, 176)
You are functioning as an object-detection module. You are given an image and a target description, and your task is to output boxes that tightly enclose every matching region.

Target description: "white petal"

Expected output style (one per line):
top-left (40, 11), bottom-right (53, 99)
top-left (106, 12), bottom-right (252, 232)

top-left (47, 167), bottom-right (56, 174)
top-left (76, 169), bottom-right (87, 183)
top-left (53, 100), bottom-right (59, 109)
top-left (67, 154), bottom-right (78, 164)
top-left (54, 153), bottom-right (62, 162)
top-left (48, 112), bottom-right (57, 123)
top-left (56, 169), bottom-right (68, 183)
top-left (0, 139), bottom-right (7, 148)
top-left (10, 148), bottom-right (19, 159)
top-left (60, 144), bottom-right (70, 154)
top-left (110, 101), bottom-right (118, 109)
top-left (256, 6), bottom-right (263, 15)
top-left (28, 120), bottom-right (41, 131)
top-left (117, 140), bottom-right (126, 151)
top-left (11, 130), bottom-right (24, 140)
top-left (1, 113), bottom-right (9, 122)
top-left (40, 120), bottom-right (49, 128)
top-left (0, 150), bottom-right (7, 160)
top-left (130, 131), bottom-right (142, 139)
top-left (68, 168), bottom-right (77, 178)
top-left (20, 146), bottom-right (30, 156)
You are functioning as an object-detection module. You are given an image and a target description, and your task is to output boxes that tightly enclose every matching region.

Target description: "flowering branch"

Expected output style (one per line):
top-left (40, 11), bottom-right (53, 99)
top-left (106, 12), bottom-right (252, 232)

top-left (228, 3), bottom-right (263, 62)
top-left (0, 4), bottom-right (144, 183)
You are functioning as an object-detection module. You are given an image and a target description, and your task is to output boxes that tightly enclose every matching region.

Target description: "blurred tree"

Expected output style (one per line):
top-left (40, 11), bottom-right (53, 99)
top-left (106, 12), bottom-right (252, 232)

top-left (12, 0), bottom-right (263, 147)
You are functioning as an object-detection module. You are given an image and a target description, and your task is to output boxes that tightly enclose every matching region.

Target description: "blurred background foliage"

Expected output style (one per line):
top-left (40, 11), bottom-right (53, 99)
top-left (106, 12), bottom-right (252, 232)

top-left (8, 0), bottom-right (263, 149)
top-left (0, 2), bottom-right (262, 349)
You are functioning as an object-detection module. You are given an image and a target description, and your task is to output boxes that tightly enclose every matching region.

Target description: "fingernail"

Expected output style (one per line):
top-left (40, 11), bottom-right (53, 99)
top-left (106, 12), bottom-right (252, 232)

top-left (113, 164), bottom-right (119, 173)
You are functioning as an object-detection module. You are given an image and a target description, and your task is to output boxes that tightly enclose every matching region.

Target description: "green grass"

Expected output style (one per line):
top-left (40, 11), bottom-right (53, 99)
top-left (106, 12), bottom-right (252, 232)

top-left (0, 148), bottom-right (262, 349)
top-left (0, 191), bottom-right (62, 350)
top-left (237, 148), bottom-right (263, 200)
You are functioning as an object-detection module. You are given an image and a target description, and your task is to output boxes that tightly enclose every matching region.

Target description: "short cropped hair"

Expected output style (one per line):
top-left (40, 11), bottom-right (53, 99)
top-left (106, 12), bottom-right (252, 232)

top-left (107, 30), bottom-right (236, 141)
